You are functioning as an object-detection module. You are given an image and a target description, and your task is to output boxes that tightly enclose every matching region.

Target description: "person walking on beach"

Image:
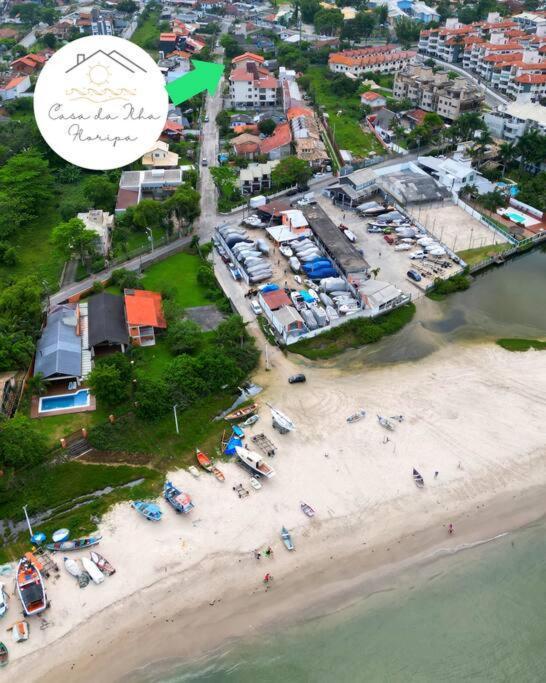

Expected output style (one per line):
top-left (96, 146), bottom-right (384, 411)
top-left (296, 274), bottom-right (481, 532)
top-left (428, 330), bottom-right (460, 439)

top-left (434, 471), bottom-right (439, 479)
top-left (448, 523), bottom-right (454, 536)
top-left (265, 546), bottom-right (273, 558)
top-left (254, 550), bottom-right (261, 560)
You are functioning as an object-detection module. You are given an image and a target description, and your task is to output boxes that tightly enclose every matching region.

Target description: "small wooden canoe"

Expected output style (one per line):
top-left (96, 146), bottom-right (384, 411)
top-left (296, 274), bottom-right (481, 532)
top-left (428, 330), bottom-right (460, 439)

top-left (224, 403), bottom-right (258, 422)
top-left (300, 501), bottom-right (315, 517)
top-left (212, 466), bottom-right (225, 482)
top-left (196, 448), bottom-right (213, 472)
top-left (0, 642), bottom-right (8, 667)
top-left (413, 468), bottom-right (424, 488)
top-left (89, 551), bottom-right (115, 576)
top-left (281, 526), bottom-right (294, 551)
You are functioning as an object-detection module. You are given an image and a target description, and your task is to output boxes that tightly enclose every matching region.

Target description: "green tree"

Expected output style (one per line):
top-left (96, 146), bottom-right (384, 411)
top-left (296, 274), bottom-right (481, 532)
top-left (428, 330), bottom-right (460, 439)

top-left (0, 277), bottom-right (43, 335)
top-left (42, 32), bottom-right (57, 49)
top-left (166, 319), bottom-right (203, 355)
top-left (220, 34), bottom-right (243, 59)
top-left (394, 16), bottom-right (421, 48)
top-left (216, 110), bottom-right (231, 137)
top-left (301, 0), bottom-right (321, 22)
top-left (258, 118), bottom-right (277, 136)
top-left (26, 372), bottom-right (47, 398)
top-left (213, 315), bottom-right (260, 375)
top-left (516, 130), bottom-right (546, 167)
top-left (478, 190), bottom-right (505, 212)
top-left (498, 141), bottom-right (518, 174)
top-left (118, 0), bottom-right (138, 11)
top-left (110, 268), bottom-right (141, 290)
top-left (87, 363), bottom-right (129, 406)
top-left (134, 378), bottom-right (170, 420)
top-left (133, 199), bottom-right (167, 231)
top-left (0, 151), bottom-right (54, 237)
top-left (166, 184), bottom-right (201, 224)
top-left (0, 415), bottom-right (48, 469)
top-left (272, 156), bottom-right (313, 189)
top-left (0, 326), bottom-right (35, 371)
top-left (314, 8), bottom-right (344, 35)
top-left (51, 217), bottom-right (98, 264)
top-left (167, 355), bottom-right (206, 407)
top-left (375, 5), bottom-right (388, 24)
top-left (196, 347), bottom-right (243, 391)
top-left (83, 175), bottom-right (117, 211)
top-left (451, 112), bottom-right (485, 142)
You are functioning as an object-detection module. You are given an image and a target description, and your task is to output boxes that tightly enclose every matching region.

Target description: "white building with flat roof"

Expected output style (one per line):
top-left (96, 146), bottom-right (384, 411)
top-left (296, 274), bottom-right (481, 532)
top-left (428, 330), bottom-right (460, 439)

top-left (484, 100), bottom-right (546, 141)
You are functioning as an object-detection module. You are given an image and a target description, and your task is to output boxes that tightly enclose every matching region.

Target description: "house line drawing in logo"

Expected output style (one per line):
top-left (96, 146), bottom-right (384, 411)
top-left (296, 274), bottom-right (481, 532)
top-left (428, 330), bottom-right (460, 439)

top-left (66, 50), bottom-right (147, 75)
top-left (64, 50), bottom-right (146, 104)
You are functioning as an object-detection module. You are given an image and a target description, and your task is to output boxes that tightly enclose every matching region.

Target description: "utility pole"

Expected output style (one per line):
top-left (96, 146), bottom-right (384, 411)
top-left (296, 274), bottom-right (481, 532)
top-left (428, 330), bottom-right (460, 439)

top-left (173, 404), bottom-right (180, 434)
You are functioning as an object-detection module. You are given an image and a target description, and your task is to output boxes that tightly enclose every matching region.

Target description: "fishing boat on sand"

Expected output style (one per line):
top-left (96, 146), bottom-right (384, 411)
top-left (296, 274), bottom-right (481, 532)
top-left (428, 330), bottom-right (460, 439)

top-left (413, 468), bottom-right (424, 488)
top-left (131, 501), bottom-right (162, 521)
top-left (164, 481), bottom-right (194, 513)
top-left (235, 446), bottom-right (275, 479)
top-left (249, 477), bottom-right (262, 490)
top-left (196, 448), bottom-right (213, 472)
top-left (188, 465), bottom-right (200, 478)
top-left (281, 526), bottom-right (295, 551)
top-left (11, 621), bottom-right (28, 643)
top-left (346, 409), bottom-right (366, 423)
top-left (0, 642), bottom-right (7, 667)
top-left (377, 415), bottom-right (394, 431)
top-left (212, 465), bottom-right (225, 482)
top-left (224, 403), bottom-right (258, 421)
top-left (46, 535), bottom-right (101, 552)
top-left (89, 551), bottom-right (115, 576)
top-left (16, 555), bottom-right (47, 617)
top-left (300, 502), bottom-right (315, 517)
top-left (267, 403), bottom-right (295, 433)
top-left (64, 557), bottom-right (90, 588)
top-left (81, 557), bottom-right (105, 585)
top-left (243, 414), bottom-right (259, 427)
top-left (0, 582), bottom-right (7, 618)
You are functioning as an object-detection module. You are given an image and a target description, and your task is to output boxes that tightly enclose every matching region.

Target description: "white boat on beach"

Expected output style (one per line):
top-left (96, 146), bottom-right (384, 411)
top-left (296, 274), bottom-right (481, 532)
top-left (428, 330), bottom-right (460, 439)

top-left (235, 446), bottom-right (275, 479)
top-left (81, 557), bottom-right (105, 585)
top-left (377, 415), bottom-right (394, 431)
top-left (188, 465), bottom-right (200, 478)
top-left (267, 403), bottom-right (295, 433)
top-left (280, 245), bottom-right (293, 258)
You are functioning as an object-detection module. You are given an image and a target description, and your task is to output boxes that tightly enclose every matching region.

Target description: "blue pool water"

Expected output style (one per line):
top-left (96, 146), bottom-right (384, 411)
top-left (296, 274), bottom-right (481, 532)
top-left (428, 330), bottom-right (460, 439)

top-left (504, 210), bottom-right (526, 224)
top-left (39, 389), bottom-right (90, 412)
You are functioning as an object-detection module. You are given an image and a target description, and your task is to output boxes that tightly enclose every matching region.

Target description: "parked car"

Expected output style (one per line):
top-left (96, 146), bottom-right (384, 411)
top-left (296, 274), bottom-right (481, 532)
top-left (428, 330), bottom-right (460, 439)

top-left (204, 115), bottom-right (209, 122)
top-left (288, 373), bottom-right (306, 384)
top-left (383, 235), bottom-right (395, 244)
top-left (407, 269), bottom-right (422, 282)
top-left (409, 251), bottom-right (426, 259)
top-left (201, 158), bottom-right (208, 166)
top-left (367, 226), bottom-right (382, 233)
top-left (286, 188), bottom-right (299, 197)
top-left (250, 300), bottom-right (261, 315)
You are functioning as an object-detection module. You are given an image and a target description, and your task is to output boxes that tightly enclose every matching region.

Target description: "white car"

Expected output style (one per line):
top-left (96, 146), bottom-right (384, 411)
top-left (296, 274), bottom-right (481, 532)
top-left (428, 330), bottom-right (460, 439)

top-left (409, 251), bottom-right (426, 260)
top-left (250, 300), bottom-right (262, 315)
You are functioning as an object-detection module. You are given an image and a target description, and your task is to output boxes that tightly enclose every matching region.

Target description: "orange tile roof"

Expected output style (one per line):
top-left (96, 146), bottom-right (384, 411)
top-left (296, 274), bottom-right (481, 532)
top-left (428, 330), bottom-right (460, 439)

top-left (259, 122), bottom-right (291, 154)
top-left (160, 33), bottom-right (178, 41)
top-left (230, 67), bottom-right (253, 81)
top-left (286, 106), bottom-right (314, 120)
top-left (361, 91), bottom-right (385, 101)
top-left (484, 43), bottom-right (523, 52)
top-left (484, 52), bottom-right (522, 63)
top-left (234, 141), bottom-right (260, 154)
top-left (515, 61), bottom-right (546, 70)
top-left (11, 53), bottom-right (46, 69)
top-left (124, 290), bottom-right (166, 329)
top-left (3, 76), bottom-right (26, 90)
top-left (232, 52), bottom-right (264, 64)
top-left (515, 74), bottom-right (546, 84)
top-left (163, 119), bottom-right (183, 132)
top-left (329, 49), bottom-right (415, 67)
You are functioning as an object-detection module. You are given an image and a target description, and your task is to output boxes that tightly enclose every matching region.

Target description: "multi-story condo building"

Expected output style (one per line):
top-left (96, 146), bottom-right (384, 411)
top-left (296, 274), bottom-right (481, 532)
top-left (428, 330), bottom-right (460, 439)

top-left (328, 45), bottom-right (416, 76)
top-left (228, 52), bottom-right (280, 109)
top-left (393, 65), bottom-right (484, 120)
top-left (484, 100), bottom-right (546, 142)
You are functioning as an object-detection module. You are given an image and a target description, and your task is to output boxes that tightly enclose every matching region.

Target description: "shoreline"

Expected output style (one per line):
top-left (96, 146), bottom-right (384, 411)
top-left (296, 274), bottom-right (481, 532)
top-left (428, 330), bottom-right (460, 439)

top-left (7, 478), bottom-right (546, 683)
top-left (4, 343), bottom-right (546, 682)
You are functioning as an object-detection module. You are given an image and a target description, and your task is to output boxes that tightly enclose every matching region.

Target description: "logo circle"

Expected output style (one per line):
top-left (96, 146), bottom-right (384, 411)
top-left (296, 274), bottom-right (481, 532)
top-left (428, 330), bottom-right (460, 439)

top-left (34, 36), bottom-right (169, 170)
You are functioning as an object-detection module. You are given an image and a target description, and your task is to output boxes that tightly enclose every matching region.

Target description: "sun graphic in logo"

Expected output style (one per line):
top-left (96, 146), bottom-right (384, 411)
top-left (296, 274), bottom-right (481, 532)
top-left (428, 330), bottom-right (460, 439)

top-left (87, 63), bottom-right (111, 86)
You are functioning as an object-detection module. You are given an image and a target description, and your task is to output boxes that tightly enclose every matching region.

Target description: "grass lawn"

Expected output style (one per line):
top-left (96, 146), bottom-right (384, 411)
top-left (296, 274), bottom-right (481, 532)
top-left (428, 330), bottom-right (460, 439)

top-left (0, 180), bottom-right (89, 290)
top-left (0, 462), bottom-right (161, 563)
top-left (305, 67), bottom-right (384, 159)
top-left (140, 251), bottom-right (211, 308)
top-left (457, 243), bottom-right (511, 266)
top-left (290, 303), bottom-right (416, 360)
top-left (496, 338), bottom-right (546, 352)
top-left (131, 8), bottom-right (160, 57)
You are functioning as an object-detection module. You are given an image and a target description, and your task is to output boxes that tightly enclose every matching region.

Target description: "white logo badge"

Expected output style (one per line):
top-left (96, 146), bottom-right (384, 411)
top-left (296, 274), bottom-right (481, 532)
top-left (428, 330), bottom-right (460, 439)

top-left (34, 36), bottom-right (169, 170)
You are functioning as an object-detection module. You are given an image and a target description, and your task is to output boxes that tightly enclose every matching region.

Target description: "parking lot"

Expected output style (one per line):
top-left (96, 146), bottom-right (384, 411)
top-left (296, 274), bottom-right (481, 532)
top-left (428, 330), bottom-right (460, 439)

top-left (315, 194), bottom-right (462, 295)
top-left (408, 203), bottom-right (508, 253)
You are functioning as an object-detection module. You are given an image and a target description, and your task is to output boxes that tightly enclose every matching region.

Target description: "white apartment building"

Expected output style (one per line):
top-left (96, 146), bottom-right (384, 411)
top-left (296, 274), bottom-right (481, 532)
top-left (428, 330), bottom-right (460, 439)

top-left (229, 52), bottom-right (280, 109)
top-left (328, 45), bottom-right (416, 76)
top-left (484, 100), bottom-right (546, 141)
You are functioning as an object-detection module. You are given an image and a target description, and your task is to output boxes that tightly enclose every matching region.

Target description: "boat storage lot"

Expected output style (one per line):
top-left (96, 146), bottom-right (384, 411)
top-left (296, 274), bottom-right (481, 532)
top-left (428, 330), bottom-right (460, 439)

top-left (315, 195), bottom-right (460, 295)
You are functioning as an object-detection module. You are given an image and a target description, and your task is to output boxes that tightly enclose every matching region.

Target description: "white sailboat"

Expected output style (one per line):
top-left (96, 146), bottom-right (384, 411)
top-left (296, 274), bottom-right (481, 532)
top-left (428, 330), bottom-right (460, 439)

top-left (235, 446), bottom-right (275, 479)
top-left (267, 403), bottom-right (295, 433)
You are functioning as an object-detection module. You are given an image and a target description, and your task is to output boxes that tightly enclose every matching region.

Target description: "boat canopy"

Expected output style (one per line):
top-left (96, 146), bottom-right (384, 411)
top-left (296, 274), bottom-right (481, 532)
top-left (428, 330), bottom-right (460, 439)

top-left (224, 436), bottom-right (242, 455)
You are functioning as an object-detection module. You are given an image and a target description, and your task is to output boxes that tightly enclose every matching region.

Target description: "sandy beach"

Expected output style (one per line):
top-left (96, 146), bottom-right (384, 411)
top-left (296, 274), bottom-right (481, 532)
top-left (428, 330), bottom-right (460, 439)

top-left (3, 342), bottom-right (546, 682)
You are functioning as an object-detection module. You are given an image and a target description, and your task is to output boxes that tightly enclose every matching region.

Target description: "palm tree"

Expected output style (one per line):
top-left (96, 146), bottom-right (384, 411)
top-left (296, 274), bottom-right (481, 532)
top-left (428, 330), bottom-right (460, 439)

top-left (26, 372), bottom-right (47, 399)
top-left (371, 267), bottom-right (381, 279)
top-left (498, 141), bottom-right (518, 175)
top-left (470, 130), bottom-right (492, 166)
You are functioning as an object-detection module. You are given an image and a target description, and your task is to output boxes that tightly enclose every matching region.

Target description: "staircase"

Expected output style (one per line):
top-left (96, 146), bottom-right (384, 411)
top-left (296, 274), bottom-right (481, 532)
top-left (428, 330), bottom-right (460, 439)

top-left (68, 437), bottom-right (93, 459)
top-left (79, 302), bottom-right (93, 378)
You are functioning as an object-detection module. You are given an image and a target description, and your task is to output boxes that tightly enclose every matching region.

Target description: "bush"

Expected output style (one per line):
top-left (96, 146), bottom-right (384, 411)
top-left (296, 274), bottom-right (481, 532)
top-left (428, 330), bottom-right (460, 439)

top-left (110, 268), bottom-right (141, 290)
top-left (134, 378), bottom-right (170, 420)
top-left (166, 319), bottom-right (203, 355)
top-left (0, 415), bottom-right (48, 469)
top-left (92, 281), bottom-right (104, 293)
top-left (430, 274), bottom-right (471, 298)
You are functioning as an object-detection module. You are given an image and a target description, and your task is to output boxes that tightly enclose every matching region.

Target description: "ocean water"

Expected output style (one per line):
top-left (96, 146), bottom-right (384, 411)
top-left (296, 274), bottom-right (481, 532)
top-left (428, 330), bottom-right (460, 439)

top-left (140, 519), bottom-right (546, 683)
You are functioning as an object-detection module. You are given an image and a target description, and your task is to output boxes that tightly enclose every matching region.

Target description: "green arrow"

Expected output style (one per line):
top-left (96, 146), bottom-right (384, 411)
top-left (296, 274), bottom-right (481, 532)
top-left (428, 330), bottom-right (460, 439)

top-left (166, 59), bottom-right (224, 105)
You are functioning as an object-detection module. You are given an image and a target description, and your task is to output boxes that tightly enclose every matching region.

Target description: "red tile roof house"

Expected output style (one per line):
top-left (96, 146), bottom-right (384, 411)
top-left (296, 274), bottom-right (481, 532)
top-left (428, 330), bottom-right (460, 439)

top-left (0, 75), bottom-right (31, 102)
top-left (259, 122), bottom-right (292, 160)
top-left (360, 91), bottom-right (387, 110)
top-left (124, 289), bottom-right (166, 346)
top-left (10, 53), bottom-right (47, 76)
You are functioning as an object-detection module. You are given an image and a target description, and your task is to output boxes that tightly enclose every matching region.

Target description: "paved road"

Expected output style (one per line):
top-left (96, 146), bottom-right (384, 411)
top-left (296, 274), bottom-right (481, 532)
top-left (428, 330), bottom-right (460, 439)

top-left (50, 235), bottom-right (192, 306)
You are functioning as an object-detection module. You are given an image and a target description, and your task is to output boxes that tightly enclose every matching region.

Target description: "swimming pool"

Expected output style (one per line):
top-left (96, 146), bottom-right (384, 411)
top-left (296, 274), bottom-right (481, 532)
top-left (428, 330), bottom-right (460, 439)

top-left (497, 207), bottom-right (540, 228)
top-left (39, 389), bottom-right (90, 413)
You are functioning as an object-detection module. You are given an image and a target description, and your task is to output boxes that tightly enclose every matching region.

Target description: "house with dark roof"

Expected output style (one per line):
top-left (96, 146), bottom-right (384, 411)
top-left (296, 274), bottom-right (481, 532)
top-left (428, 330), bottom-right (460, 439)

top-left (88, 293), bottom-right (129, 355)
top-left (34, 305), bottom-right (82, 381)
